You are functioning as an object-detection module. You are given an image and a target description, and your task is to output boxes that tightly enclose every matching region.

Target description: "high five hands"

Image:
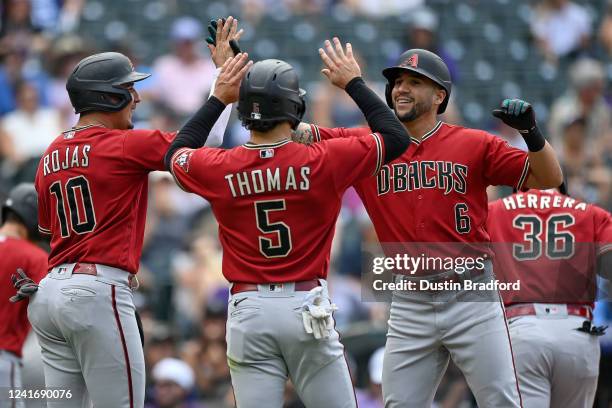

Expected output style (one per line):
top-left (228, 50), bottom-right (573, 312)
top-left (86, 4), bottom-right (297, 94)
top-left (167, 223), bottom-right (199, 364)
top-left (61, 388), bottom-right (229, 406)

top-left (318, 37), bottom-right (362, 89)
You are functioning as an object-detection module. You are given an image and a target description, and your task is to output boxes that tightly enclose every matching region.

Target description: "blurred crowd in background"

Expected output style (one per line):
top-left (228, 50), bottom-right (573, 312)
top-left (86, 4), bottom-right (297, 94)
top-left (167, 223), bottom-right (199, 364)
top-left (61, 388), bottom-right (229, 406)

top-left (1, 0), bottom-right (612, 406)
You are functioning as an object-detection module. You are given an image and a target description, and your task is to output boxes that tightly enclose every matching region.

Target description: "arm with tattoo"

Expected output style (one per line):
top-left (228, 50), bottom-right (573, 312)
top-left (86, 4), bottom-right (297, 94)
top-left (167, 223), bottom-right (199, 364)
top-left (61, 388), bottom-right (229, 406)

top-left (291, 123), bottom-right (315, 145)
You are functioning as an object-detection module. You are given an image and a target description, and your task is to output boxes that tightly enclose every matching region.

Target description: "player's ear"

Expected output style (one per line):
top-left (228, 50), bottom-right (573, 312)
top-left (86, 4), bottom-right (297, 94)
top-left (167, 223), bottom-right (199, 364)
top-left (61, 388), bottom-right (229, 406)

top-left (434, 88), bottom-right (446, 106)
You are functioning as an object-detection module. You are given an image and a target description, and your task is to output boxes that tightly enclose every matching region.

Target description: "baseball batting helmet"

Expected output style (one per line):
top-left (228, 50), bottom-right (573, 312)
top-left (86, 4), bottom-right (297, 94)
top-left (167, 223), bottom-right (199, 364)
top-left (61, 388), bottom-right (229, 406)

top-left (1, 183), bottom-right (38, 238)
top-left (237, 59), bottom-right (306, 130)
top-left (67, 52), bottom-right (150, 114)
top-left (382, 49), bottom-right (452, 114)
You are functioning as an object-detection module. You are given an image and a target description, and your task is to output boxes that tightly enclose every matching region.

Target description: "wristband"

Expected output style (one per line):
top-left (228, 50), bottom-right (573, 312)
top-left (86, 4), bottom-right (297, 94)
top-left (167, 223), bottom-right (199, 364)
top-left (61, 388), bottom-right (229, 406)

top-left (520, 126), bottom-right (545, 152)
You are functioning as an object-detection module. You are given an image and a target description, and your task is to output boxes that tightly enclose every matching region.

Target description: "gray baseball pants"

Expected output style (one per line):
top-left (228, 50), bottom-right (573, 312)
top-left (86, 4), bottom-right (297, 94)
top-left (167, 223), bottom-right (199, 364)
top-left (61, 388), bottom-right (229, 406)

top-left (382, 268), bottom-right (522, 407)
top-left (508, 313), bottom-right (600, 408)
top-left (0, 350), bottom-right (24, 408)
top-left (27, 264), bottom-right (144, 408)
top-left (226, 281), bottom-right (356, 408)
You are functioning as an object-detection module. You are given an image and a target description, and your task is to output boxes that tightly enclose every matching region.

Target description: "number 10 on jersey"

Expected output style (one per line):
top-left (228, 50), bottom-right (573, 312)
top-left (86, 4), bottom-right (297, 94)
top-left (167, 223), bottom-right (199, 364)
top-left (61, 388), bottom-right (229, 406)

top-left (49, 175), bottom-right (97, 238)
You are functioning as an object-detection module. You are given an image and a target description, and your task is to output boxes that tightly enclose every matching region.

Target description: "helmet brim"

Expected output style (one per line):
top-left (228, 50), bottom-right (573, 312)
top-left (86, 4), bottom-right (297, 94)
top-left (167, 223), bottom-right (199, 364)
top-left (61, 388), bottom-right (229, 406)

top-left (114, 71), bottom-right (151, 86)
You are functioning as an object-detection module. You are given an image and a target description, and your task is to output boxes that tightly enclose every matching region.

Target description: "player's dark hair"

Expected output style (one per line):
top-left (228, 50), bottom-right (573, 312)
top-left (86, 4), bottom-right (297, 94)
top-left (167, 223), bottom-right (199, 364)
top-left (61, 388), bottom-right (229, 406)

top-left (241, 118), bottom-right (291, 133)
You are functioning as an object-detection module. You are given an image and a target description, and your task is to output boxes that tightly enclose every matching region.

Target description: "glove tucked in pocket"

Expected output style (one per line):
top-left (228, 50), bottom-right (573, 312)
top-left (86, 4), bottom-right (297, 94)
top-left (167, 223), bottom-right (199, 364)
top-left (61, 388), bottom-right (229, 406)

top-left (301, 286), bottom-right (338, 340)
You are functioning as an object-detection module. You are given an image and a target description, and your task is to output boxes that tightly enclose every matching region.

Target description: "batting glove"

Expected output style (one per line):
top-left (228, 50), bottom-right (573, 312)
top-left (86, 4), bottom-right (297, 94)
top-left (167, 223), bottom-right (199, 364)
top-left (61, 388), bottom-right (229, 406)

top-left (10, 268), bottom-right (38, 303)
top-left (492, 99), bottom-right (545, 151)
top-left (301, 286), bottom-right (338, 340)
top-left (206, 19), bottom-right (242, 56)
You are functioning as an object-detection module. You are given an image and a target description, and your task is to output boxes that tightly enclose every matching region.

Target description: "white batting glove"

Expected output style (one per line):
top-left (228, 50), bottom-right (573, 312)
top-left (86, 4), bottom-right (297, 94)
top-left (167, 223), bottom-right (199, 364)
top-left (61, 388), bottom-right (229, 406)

top-left (301, 286), bottom-right (338, 339)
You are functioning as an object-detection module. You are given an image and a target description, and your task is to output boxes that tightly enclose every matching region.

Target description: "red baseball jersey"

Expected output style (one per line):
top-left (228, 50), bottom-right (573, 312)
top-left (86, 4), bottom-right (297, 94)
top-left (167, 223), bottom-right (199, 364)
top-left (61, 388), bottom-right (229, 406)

top-left (0, 236), bottom-right (47, 357)
top-left (313, 122), bottom-right (529, 254)
top-left (487, 189), bottom-right (612, 305)
top-left (35, 125), bottom-right (175, 274)
top-left (170, 136), bottom-right (384, 283)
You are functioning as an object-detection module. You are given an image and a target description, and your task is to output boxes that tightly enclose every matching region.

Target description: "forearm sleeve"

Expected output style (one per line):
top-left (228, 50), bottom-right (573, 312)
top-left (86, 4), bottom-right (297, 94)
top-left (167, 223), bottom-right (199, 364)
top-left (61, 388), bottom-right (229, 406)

top-left (164, 96), bottom-right (226, 170)
top-left (344, 77), bottom-right (410, 163)
top-left (206, 68), bottom-right (232, 147)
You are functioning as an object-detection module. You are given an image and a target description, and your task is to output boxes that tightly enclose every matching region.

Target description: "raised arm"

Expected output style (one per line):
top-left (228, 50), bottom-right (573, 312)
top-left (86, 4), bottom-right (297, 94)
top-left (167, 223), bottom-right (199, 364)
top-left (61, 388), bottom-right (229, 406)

top-left (317, 37), bottom-right (410, 163)
top-left (492, 99), bottom-right (563, 189)
top-left (164, 53), bottom-right (252, 169)
top-left (204, 16), bottom-right (244, 147)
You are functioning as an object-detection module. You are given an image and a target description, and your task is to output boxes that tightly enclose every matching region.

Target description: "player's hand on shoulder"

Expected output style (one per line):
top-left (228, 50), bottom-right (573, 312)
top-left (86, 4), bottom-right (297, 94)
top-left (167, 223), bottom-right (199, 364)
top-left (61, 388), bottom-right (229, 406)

top-left (213, 52), bottom-right (253, 105)
top-left (492, 98), bottom-right (537, 132)
top-left (318, 37), bottom-right (362, 89)
top-left (206, 16), bottom-right (244, 67)
top-left (9, 267), bottom-right (39, 303)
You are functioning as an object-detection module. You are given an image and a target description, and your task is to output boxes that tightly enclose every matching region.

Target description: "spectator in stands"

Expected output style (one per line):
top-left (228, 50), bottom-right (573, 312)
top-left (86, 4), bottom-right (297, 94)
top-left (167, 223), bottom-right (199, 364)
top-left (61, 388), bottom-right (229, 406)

top-left (548, 58), bottom-right (610, 149)
top-left (149, 17), bottom-right (216, 121)
top-left (147, 358), bottom-right (203, 408)
top-left (560, 117), bottom-right (611, 206)
top-left (531, 0), bottom-right (592, 64)
top-left (0, 79), bottom-right (61, 182)
top-left (598, 0), bottom-right (612, 57)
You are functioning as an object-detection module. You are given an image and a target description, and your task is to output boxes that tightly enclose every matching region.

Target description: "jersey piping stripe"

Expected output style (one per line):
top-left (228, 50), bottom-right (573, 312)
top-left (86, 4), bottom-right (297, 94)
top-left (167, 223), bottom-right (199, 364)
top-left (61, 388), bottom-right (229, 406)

top-left (241, 139), bottom-right (291, 149)
top-left (38, 225), bottom-right (51, 234)
top-left (371, 133), bottom-right (383, 176)
top-left (112, 285), bottom-right (134, 408)
top-left (313, 125), bottom-right (321, 142)
top-left (61, 124), bottom-right (98, 134)
top-left (410, 121), bottom-right (442, 145)
top-left (515, 158), bottom-right (530, 191)
top-left (10, 362), bottom-right (15, 408)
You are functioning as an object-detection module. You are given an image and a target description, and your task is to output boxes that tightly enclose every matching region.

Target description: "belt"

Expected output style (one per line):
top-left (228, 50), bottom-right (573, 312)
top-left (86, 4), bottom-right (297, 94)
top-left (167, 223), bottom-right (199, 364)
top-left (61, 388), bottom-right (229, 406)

top-left (230, 279), bottom-right (320, 295)
top-left (505, 304), bottom-right (592, 320)
top-left (72, 263), bottom-right (138, 289)
top-left (73, 263), bottom-right (98, 275)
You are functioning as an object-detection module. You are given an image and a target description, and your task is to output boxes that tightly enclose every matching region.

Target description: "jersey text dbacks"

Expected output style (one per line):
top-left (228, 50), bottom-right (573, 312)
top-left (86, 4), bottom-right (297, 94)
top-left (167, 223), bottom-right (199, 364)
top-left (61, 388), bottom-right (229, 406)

top-left (487, 189), bottom-right (612, 305)
top-left (313, 122), bottom-right (529, 248)
top-left (170, 136), bottom-right (384, 283)
top-left (35, 125), bottom-right (175, 273)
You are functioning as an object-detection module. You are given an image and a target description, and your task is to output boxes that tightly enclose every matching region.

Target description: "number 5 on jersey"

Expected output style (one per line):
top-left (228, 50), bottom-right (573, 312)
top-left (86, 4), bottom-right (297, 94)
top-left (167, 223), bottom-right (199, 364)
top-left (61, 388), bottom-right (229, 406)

top-left (49, 175), bottom-right (97, 238)
top-left (255, 200), bottom-right (292, 258)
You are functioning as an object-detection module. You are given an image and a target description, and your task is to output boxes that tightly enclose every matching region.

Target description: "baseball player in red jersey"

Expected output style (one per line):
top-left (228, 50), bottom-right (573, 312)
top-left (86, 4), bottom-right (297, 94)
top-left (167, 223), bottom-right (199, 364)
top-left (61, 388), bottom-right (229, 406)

top-left (0, 184), bottom-right (47, 408)
top-left (291, 48), bottom-right (563, 407)
top-left (166, 39), bottom-right (412, 407)
top-left (27, 19), bottom-right (241, 408)
top-left (487, 188), bottom-right (611, 408)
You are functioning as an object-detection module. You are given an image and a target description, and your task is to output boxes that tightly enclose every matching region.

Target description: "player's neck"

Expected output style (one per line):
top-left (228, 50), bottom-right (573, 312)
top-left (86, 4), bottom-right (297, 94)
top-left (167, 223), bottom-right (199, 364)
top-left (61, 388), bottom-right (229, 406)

top-left (0, 223), bottom-right (28, 240)
top-left (402, 114), bottom-right (439, 141)
top-left (75, 113), bottom-right (113, 129)
top-left (249, 123), bottom-right (292, 145)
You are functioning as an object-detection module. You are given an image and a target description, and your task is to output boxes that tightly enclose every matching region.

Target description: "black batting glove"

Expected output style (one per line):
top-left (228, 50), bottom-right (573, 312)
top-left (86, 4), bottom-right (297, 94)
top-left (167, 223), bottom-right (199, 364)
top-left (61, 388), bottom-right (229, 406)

top-left (492, 99), bottom-right (545, 152)
top-left (9, 268), bottom-right (39, 303)
top-left (205, 19), bottom-right (242, 55)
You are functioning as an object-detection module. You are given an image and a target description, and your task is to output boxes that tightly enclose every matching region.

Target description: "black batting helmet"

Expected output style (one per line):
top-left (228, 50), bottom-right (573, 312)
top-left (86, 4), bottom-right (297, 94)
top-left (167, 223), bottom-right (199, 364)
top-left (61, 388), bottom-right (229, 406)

top-left (237, 59), bottom-right (306, 130)
top-left (382, 49), bottom-right (452, 114)
top-left (67, 52), bottom-right (150, 114)
top-left (1, 183), bottom-right (38, 238)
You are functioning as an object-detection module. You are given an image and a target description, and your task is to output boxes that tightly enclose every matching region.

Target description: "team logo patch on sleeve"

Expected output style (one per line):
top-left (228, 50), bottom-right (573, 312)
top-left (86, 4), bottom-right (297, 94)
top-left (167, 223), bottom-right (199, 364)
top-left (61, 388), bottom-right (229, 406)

top-left (175, 150), bottom-right (193, 172)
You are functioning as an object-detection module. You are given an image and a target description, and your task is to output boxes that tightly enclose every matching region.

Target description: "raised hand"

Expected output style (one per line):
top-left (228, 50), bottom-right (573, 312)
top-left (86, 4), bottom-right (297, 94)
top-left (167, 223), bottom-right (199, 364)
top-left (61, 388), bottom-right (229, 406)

top-left (492, 99), bottom-right (537, 132)
top-left (212, 53), bottom-right (253, 105)
top-left (206, 16), bottom-right (244, 68)
top-left (318, 37), bottom-right (362, 89)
